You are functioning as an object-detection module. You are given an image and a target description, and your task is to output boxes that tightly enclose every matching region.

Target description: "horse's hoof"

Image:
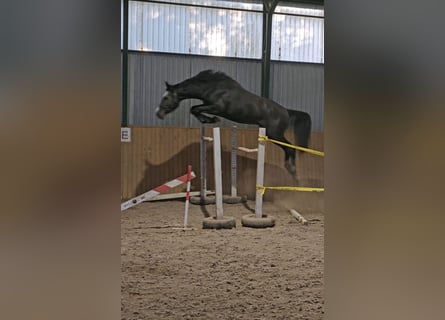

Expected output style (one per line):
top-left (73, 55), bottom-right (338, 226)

top-left (199, 118), bottom-right (213, 124)
top-left (199, 117), bottom-right (220, 124)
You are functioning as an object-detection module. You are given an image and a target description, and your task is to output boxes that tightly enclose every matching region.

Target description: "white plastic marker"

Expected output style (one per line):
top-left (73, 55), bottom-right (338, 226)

top-left (290, 209), bottom-right (308, 225)
top-left (121, 171), bottom-right (196, 211)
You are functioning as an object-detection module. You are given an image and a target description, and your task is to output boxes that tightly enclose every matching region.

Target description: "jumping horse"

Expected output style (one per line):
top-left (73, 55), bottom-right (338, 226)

top-left (155, 70), bottom-right (311, 180)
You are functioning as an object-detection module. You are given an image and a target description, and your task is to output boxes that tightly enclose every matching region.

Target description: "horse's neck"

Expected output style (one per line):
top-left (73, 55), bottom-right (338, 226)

top-left (176, 81), bottom-right (208, 101)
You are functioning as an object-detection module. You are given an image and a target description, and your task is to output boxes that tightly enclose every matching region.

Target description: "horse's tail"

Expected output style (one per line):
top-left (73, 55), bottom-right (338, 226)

top-left (287, 109), bottom-right (312, 153)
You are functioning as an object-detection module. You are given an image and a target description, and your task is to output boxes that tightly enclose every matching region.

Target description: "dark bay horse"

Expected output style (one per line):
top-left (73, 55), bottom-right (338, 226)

top-left (155, 70), bottom-right (311, 179)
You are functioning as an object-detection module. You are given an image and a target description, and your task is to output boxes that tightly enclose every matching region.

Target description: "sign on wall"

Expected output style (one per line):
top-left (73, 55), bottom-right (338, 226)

top-left (121, 127), bottom-right (131, 142)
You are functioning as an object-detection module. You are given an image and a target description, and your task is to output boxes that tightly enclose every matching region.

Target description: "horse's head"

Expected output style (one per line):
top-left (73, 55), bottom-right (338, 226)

top-left (156, 82), bottom-right (180, 119)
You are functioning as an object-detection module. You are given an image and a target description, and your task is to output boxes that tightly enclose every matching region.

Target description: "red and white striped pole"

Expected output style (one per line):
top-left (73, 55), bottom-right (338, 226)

top-left (183, 165), bottom-right (192, 228)
top-left (121, 170), bottom-right (196, 211)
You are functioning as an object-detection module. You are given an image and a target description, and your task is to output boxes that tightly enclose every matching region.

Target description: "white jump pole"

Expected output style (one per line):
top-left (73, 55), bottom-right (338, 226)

top-left (255, 128), bottom-right (266, 218)
top-left (230, 126), bottom-right (237, 198)
top-left (183, 165), bottom-right (192, 228)
top-left (200, 125), bottom-right (207, 203)
top-left (213, 127), bottom-right (224, 219)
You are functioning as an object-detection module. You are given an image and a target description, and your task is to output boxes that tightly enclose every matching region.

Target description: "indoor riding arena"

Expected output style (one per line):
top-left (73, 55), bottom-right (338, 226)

top-left (121, 1), bottom-right (324, 319)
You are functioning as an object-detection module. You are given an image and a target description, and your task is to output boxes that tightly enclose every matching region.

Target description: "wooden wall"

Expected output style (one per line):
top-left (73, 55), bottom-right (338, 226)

top-left (121, 127), bottom-right (324, 201)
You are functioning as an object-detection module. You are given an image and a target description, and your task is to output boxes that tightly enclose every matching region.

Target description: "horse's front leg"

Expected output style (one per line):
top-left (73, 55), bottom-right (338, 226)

top-left (191, 104), bottom-right (221, 124)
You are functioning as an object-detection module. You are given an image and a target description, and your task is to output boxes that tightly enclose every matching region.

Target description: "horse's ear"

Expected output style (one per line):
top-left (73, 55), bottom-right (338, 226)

top-left (165, 81), bottom-right (172, 90)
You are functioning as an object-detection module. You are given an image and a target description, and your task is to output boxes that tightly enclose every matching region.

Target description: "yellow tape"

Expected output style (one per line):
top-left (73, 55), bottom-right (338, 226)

top-left (258, 135), bottom-right (324, 157)
top-left (258, 135), bottom-right (268, 142)
top-left (256, 185), bottom-right (324, 194)
top-left (256, 185), bottom-right (267, 195)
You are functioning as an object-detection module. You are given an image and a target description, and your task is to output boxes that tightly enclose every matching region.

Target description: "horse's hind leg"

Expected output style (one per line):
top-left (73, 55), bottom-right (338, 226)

top-left (268, 132), bottom-right (297, 179)
top-left (284, 147), bottom-right (297, 178)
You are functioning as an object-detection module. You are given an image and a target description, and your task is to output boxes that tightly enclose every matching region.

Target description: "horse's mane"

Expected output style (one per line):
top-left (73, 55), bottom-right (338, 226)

top-left (194, 70), bottom-right (234, 82)
top-left (177, 70), bottom-right (241, 88)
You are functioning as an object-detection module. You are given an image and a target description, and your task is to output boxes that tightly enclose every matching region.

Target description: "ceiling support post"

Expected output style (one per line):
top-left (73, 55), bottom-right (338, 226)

top-left (261, 0), bottom-right (279, 98)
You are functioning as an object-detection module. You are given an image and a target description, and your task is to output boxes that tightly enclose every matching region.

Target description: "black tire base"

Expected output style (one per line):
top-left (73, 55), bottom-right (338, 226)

top-left (202, 216), bottom-right (236, 229)
top-left (241, 214), bottom-right (276, 228)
